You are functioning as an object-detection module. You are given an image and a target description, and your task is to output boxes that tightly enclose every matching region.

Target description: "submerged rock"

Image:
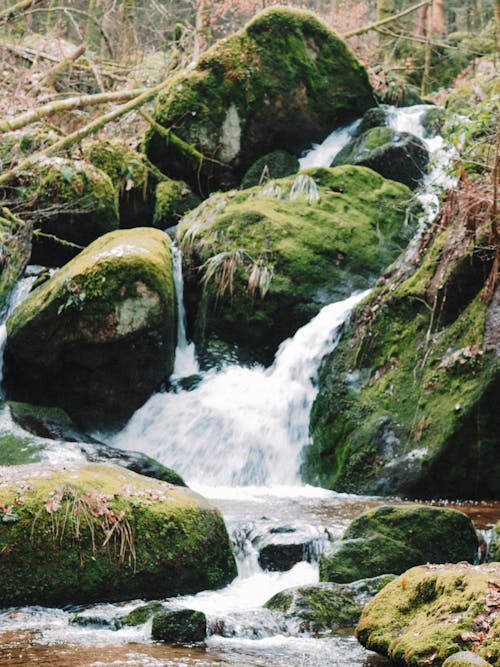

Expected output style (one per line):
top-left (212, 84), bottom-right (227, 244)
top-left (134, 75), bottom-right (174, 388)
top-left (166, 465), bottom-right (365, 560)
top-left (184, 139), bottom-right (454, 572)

top-left (14, 157), bottom-right (119, 266)
top-left (151, 608), bottom-right (207, 643)
top-left (249, 521), bottom-right (329, 572)
top-left (320, 506), bottom-right (478, 584)
top-left (0, 463), bottom-right (237, 606)
top-left (4, 228), bottom-right (176, 429)
top-left (145, 7), bottom-right (375, 195)
top-left (356, 563), bottom-right (500, 666)
top-left (178, 165), bottom-right (414, 363)
top-left (0, 207), bottom-right (31, 313)
top-left (332, 126), bottom-right (429, 189)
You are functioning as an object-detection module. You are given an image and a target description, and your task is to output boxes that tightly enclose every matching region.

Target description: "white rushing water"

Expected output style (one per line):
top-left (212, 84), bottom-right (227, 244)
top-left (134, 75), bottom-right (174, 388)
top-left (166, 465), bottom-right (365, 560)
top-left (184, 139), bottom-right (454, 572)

top-left (171, 244), bottom-right (199, 378)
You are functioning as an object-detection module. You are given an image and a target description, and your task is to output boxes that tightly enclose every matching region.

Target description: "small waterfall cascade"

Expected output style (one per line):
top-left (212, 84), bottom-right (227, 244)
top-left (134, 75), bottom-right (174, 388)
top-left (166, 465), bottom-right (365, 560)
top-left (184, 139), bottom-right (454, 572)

top-left (171, 244), bottom-right (199, 378)
top-left (112, 290), bottom-right (369, 486)
top-left (0, 271), bottom-right (40, 394)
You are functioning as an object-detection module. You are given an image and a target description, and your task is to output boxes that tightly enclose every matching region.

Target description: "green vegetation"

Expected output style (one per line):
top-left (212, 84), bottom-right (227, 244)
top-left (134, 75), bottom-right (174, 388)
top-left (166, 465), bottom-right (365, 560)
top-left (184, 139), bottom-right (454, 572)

top-left (177, 165), bottom-right (414, 361)
top-left (154, 178), bottom-right (201, 228)
top-left (241, 150), bottom-right (299, 189)
top-left (0, 207), bottom-right (31, 313)
top-left (356, 563), bottom-right (500, 666)
top-left (0, 463), bottom-right (237, 606)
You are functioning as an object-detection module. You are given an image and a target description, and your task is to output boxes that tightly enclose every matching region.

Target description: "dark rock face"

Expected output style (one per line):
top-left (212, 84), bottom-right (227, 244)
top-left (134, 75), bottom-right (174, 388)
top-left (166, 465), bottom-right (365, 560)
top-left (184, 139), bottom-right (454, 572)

top-left (4, 228), bottom-right (176, 430)
top-left (145, 7), bottom-right (375, 195)
top-left (333, 126), bottom-right (429, 189)
top-left (254, 522), bottom-right (329, 572)
top-left (151, 609), bottom-right (207, 643)
top-left (0, 207), bottom-right (31, 314)
top-left (319, 506), bottom-right (478, 584)
top-left (241, 150), bottom-right (299, 189)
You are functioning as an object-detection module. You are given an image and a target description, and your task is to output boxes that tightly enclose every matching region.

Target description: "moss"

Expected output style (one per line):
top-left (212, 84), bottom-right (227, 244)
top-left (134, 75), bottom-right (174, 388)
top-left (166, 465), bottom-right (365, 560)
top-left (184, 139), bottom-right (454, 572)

top-left (145, 7), bottom-right (375, 194)
top-left (356, 563), bottom-right (500, 667)
top-left (442, 652), bottom-right (493, 667)
top-left (0, 463), bottom-right (237, 606)
top-left (5, 228), bottom-right (177, 429)
top-left (121, 601), bottom-right (164, 626)
top-left (153, 178), bottom-right (201, 228)
top-left (0, 207), bottom-right (31, 313)
top-left (177, 165), bottom-right (413, 362)
top-left (0, 433), bottom-right (44, 465)
top-left (240, 150), bottom-right (299, 189)
top-left (305, 209), bottom-right (500, 498)
top-left (489, 521), bottom-right (500, 563)
top-left (266, 591), bottom-right (294, 613)
top-left (15, 157), bottom-right (119, 266)
top-left (151, 608), bottom-right (207, 643)
top-left (0, 130), bottom-right (54, 171)
top-left (333, 126), bottom-right (430, 189)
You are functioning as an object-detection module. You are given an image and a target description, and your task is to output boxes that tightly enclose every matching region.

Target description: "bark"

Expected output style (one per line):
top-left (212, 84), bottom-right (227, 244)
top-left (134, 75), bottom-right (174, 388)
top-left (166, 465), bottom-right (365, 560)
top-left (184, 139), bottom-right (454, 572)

top-left (344, 0), bottom-right (431, 38)
top-left (31, 44), bottom-right (86, 93)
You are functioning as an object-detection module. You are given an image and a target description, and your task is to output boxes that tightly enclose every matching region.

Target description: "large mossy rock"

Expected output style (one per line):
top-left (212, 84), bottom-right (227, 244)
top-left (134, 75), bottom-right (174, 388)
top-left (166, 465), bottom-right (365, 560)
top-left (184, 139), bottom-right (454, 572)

top-left (0, 463), bottom-right (237, 606)
top-left (14, 157), bottom-right (119, 266)
top-left (177, 165), bottom-right (413, 363)
top-left (145, 7), bottom-right (375, 195)
top-left (0, 207), bottom-right (31, 313)
top-left (356, 563), bottom-right (500, 667)
top-left (305, 199), bottom-right (500, 497)
top-left (332, 126), bottom-right (429, 189)
top-left (319, 506), bottom-right (478, 584)
top-left (4, 228), bottom-right (176, 429)
top-left (151, 608), bottom-right (207, 643)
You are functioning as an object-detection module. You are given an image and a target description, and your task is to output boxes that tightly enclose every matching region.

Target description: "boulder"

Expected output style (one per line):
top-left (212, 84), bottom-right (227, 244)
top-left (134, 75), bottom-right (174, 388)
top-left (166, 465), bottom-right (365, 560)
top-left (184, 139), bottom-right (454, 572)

top-left (151, 608), bottom-right (207, 643)
top-left (153, 178), bottom-right (201, 228)
top-left (319, 506), bottom-right (478, 583)
top-left (14, 157), bottom-right (119, 266)
top-left (305, 193), bottom-right (500, 498)
top-left (0, 463), bottom-right (237, 606)
top-left (356, 563), bottom-right (500, 667)
top-left (264, 576), bottom-right (393, 635)
top-left (145, 7), bottom-right (375, 195)
top-left (121, 601), bottom-right (164, 626)
top-left (442, 653), bottom-right (493, 667)
top-left (4, 228), bottom-right (176, 429)
top-left (241, 150), bottom-right (299, 189)
top-left (332, 126), bottom-right (429, 189)
top-left (178, 165), bottom-right (414, 363)
top-left (253, 522), bottom-right (329, 572)
top-left (0, 207), bottom-right (31, 313)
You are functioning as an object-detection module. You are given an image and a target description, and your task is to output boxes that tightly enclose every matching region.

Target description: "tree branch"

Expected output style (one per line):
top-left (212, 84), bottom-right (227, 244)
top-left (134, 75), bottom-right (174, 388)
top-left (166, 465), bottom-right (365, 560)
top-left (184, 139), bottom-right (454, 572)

top-left (343, 0), bottom-right (431, 39)
top-left (0, 0), bottom-right (40, 21)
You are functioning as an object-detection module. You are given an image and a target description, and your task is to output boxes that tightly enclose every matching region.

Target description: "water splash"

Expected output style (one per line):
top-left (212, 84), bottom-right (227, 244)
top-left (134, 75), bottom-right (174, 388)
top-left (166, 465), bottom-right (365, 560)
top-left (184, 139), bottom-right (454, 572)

top-left (299, 118), bottom-right (361, 169)
top-left (112, 290), bottom-right (369, 486)
top-left (171, 245), bottom-right (199, 378)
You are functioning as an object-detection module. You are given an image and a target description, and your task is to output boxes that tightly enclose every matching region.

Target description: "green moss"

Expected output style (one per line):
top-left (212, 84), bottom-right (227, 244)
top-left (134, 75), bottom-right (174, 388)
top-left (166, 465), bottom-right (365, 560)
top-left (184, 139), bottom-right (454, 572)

top-left (145, 7), bottom-right (375, 193)
top-left (177, 166), bottom-right (413, 361)
top-left (266, 591), bottom-right (294, 613)
top-left (356, 563), bottom-right (500, 666)
top-left (15, 157), bottom-right (119, 266)
top-left (122, 601), bottom-right (164, 626)
top-left (0, 433), bottom-right (44, 465)
top-left (0, 463), bottom-right (237, 606)
top-left (5, 228), bottom-right (177, 428)
top-left (0, 207), bottom-right (31, 313)
top-left (153, 178), bottom-right (201, 228)
top-left (241, 150), bottom-right (299, 189)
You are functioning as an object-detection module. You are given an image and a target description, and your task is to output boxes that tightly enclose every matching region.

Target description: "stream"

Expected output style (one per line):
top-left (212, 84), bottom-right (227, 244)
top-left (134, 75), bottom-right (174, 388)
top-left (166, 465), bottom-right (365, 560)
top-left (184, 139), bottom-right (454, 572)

top-left (1, 106), bottom-right (497, 667)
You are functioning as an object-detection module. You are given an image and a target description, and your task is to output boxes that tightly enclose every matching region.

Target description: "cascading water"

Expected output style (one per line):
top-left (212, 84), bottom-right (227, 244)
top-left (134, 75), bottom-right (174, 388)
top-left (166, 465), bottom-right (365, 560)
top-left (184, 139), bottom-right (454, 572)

top-left (171, 244), bottom-right (199, 378)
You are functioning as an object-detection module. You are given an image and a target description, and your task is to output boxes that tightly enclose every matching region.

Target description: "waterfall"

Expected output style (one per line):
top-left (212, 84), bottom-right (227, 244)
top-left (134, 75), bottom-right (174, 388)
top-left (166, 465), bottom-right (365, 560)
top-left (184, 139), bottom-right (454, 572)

top-left (111, 290), bottom-right (369, 486)
top-left (171, 244), bottom-right (199, 378)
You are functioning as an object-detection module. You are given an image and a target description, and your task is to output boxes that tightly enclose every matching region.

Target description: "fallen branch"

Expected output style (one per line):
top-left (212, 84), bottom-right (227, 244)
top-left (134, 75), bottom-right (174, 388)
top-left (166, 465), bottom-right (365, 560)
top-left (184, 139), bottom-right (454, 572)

top-left (0, 0), bottom-right (40, 21)
top-left (343, 0), bottom-right (430, 38)
top-left (30, 44), bottom-right (86, 94)
top-left (0, 86), bottom-right (150, 133)
top-left (0, 78), bottom-right (173, 187)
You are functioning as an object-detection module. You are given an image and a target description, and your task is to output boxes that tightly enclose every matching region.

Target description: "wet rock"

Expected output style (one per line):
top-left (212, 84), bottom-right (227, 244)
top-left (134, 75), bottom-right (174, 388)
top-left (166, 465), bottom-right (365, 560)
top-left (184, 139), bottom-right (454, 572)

top-left (319, 506), bottom-right (478, 583)
top-left (241, 150), bottom-right (299, 189)
top-left (332, 126), bottom-right (429, 189)
top-left (0, 463), bottom-right (237, 606)
top-left (421, 106), bottom-right (445, 138)
top-left (153, 179), bottom-right (201, 228)
top-left (489, 520), bottom-right (500, 562)
top-left (178, 165), bottom-right (414, 364)
top-left (70, 614), bottom-right (122, 630)
top-left (151, 608), bottom-right (207, 643)
top-left (442, 652), bottom-right (493, 667)
top-left (145, 7), bottom-right (375, 195)
top-left (358, 107), bottom-right (389, 134)
top-left (356, 563), bottom-right (500, 666)
top-left (0, 207), bottom-right (31, 313)
top-left (121, 601), bottom-right (164, 626)
top-left (4, 228), bottom-right (177, 429)
top-left (254, 522), bottom-right (329, 571)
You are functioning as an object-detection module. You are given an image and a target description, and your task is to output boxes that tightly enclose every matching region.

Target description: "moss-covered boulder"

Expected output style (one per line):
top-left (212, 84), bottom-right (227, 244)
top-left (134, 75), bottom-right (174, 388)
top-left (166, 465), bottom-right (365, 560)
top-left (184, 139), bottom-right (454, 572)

top-left (241, 150), bottom-right (299, 189)
top-left (319, 506), bottom-right (478, 584)
top-left (490, 522), bottom-right (500, 563)
top-left (145, 7), bottom-right (375, 194)
top-left (0, 207), bottom-right (31, 313)
top-left (14, 157), bottom-right (119, 266)
top-left (356, 563), bottom-right (500, 667)
top-left (153, 178), bottom-right (202, 228)
top-left (4, 228), bottom-right (176, 429)
top-left (177, 165), bottom-right (413, 363)
top-left (0, 463), bottom-right (237, 606)
top-left (332, 127), bottom-right (429, 189)
top-left (305, 190), bottom-right (500, 497)
top-left (442, 652), bottom-right (493, 667)
top-left (151, 608), bottom-right (207, 643)
top-left (122, 601), bottom-right (164, 626)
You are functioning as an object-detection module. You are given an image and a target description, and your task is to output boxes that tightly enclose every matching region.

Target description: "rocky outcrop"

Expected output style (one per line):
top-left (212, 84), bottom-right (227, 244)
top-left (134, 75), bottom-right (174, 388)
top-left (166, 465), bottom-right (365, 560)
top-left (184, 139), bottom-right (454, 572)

top-left (178, 166), bottom-right (414, 364)
top-left (0, 207), bottom-right (31, 313)
top-left (356, 563), bottom-right (500, 666)
top-left (319, 506), bottom-right (478, 583)
top-left (0, 463), bottom-right (237, 606)
top-left (4, 228), bottom-right (176, 428)
top-left (151, 608), bottom-right (207, 643)
top-left (145, 7), bottom-right (375, 195)
top-left (332, 126), bottom-right (429, 189)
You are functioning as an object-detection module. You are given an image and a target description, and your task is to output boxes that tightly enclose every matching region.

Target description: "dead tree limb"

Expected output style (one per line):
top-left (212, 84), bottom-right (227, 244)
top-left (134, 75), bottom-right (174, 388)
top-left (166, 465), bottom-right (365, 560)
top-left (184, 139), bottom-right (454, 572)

top-left (342, 0), bottom-right (431, 38)
top-left (30, 44), bottom-right (86, 94)
top-left (0, 0), bottom-right (40, 21)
